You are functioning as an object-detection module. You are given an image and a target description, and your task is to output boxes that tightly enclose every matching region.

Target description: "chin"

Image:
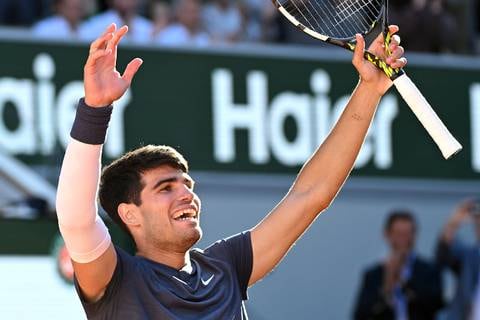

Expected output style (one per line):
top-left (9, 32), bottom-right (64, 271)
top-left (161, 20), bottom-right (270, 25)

top-left (183, 227), bottom-right (203, 249)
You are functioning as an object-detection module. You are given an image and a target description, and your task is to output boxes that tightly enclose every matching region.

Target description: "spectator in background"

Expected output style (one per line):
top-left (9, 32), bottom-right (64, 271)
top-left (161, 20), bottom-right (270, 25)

top-left (444, 0), bottom-right (478, 54)
top-left (149, 0), bottom-right (171, 38)
top-left (436, 198), bottom-right (480, 319)
top-left (353, 210), bottom-right (444, 320)
top-left (32, 0), bottom-right (87, 40)
top-left (155, 0), bottom-right (210, 47)
top-left (0, 0), bottom-right (44, 26)
top-left (237, 0), bottom-right (269, 42)
top-left (79, 0), bottom-right (153, 44)
top-left (389, 0), bottom-right (458, 53)
top-left (202, 0), bottom-right (243, 43)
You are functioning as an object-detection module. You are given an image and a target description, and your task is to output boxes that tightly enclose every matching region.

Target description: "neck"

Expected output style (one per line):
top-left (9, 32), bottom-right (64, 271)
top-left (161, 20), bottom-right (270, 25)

top-left (136, 246), bottom-right (191, 271)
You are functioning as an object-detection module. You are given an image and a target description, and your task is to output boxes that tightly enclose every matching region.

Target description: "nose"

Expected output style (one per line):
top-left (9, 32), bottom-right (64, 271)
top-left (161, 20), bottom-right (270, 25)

top-left (179, 184), bottom-right (195, 202)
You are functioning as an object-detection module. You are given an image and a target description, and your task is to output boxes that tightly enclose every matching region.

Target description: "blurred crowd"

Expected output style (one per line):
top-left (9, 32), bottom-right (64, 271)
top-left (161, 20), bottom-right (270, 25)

top-left (0, 0), bottom-right (478, 53)
top-left (353, 199), bottom-right (480, 320)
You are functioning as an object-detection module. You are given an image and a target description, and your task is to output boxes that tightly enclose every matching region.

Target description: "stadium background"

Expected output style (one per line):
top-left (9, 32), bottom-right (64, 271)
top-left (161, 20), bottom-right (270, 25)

top-left (0, 8), bottom-right (479, 319)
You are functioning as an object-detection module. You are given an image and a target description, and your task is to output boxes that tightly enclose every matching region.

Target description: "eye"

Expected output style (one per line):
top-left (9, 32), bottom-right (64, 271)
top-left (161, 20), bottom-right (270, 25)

top-left (159, 184), bottom-right (172, 192)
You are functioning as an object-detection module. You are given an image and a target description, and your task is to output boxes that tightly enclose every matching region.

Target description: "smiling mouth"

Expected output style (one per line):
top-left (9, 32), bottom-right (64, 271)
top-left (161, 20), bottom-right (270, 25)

top-left (173, 208), bottom-right (198, 221)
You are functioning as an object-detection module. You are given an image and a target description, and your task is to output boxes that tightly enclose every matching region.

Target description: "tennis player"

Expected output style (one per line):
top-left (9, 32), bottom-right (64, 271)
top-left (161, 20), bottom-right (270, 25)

top-left (56, 23), bottom-right (406, 319)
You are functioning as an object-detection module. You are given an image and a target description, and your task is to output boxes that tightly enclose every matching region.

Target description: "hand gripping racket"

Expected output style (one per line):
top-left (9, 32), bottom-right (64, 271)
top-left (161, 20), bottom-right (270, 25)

top-left (272, 0), bottom-right (462, 159)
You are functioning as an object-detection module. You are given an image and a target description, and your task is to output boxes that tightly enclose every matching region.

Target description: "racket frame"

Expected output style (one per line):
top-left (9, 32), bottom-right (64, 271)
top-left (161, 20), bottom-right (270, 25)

top-left (272, 0), bottom-right (462, 159)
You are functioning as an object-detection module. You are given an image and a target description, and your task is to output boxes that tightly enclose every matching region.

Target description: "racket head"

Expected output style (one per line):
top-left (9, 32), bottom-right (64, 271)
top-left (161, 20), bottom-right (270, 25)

top-left (273, 0), bottom-right (386, 45)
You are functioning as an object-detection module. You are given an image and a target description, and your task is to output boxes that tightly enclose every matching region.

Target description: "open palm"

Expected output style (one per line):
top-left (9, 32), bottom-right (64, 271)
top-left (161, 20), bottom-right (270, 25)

top-left (84, 24), bottom-right (143, 107)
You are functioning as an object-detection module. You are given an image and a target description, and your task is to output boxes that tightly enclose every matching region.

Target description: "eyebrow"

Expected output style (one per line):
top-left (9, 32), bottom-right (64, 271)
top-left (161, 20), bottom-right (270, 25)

top-left (151, 176), bottom-right (194, 191)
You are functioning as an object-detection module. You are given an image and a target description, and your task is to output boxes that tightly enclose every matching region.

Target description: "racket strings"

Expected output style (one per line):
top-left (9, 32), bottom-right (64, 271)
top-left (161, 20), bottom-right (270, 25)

top-left (333, 0), bottom-right (377, 35)
top-left (284, 0), bottom-right (337, 35)
top-left (336, 0), bottom-right (381, 30)
top-left (279, 0), bottom-right (383, 39)
top-left (283, 0), bottom-right (325, 33)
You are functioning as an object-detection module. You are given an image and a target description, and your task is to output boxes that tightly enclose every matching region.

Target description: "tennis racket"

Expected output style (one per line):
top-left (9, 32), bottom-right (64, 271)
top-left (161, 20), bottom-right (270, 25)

top-left (272, 0), bottom-right (462, 159)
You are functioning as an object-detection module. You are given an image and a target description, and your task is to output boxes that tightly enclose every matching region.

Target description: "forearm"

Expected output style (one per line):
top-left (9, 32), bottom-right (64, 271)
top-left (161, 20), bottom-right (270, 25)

top-left (290, 80), bottom-right (381, 211)
top-left (56, 140), bottom-right (102, 228)
top-left (249, 81), bottom-right (382, 283)
top-left (56, 98), bottom-right (111, 227)
top-left (55, 99), bottom-right (112, 262)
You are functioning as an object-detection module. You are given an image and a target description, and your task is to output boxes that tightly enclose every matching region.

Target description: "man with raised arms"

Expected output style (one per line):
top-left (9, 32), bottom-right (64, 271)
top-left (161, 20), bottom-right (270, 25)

top-left (56, 23), bottom-right (406, 319)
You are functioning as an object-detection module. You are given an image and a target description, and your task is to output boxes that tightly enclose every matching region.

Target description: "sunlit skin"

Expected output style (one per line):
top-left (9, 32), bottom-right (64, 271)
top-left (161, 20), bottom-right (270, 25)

top-left (121, 165), bottom-right (202, 270)
top-left (69, 22), bottom-right (407, 303)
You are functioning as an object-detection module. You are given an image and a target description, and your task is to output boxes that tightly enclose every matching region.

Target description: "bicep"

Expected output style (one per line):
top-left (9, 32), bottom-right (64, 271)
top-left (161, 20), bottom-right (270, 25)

top-left (73, 242), bottom-right (117, 302)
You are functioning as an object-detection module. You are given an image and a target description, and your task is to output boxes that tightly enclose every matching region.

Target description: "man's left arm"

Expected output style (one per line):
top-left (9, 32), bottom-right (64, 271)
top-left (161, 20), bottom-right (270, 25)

top-left (248, 27), bottom-right (407, 285)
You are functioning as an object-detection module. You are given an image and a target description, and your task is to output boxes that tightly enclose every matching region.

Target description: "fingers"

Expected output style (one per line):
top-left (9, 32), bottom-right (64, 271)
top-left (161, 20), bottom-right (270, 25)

top-left (86, 24), bottom-right (116, 68)
top-left (107, 25), bottom-right (129, 52)
top-left (88, 48), bottom-right (112, 63)
top-left (387, 24), bottom-right (399, 36)
top-left (85, 24), bottom-right (129, 68)
top-left (386, 42), bottom-right (407, 69)
top-left (89, 23), bottom-right (116, 54)
top-left (386, 25), bottom-right (407, 69)
top-left (122, 58), bottom-right (143, 84)
top-left (352, 34), bottom-right (365, 69)
top-left (386, 44), bottom-right (406, 67)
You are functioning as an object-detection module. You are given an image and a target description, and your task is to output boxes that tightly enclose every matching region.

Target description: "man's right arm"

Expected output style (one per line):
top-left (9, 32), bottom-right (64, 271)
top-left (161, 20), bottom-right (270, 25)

top-left (56, 23), bottom-right (143, 302)
top-left (56, 137), bottom-right (117, 302)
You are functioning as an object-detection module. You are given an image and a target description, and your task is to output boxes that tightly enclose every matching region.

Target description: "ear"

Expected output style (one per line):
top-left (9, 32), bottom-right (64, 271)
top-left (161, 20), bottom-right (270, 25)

top-left (118, 203), bottom-right (141, 227)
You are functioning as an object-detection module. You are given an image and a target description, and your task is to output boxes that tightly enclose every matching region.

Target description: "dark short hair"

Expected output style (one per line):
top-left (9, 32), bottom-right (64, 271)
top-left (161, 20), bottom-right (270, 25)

top-left (99, 145), bottom-right (189, 235)
top-left (384, 210), bottom-right (417, 233)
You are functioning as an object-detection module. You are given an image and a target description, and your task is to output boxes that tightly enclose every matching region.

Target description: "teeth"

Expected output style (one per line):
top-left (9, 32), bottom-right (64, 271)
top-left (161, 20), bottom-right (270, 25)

top-left (174, 208), bottom-right (198, 220)
top-left (177, 216), bottom-right (196, 221)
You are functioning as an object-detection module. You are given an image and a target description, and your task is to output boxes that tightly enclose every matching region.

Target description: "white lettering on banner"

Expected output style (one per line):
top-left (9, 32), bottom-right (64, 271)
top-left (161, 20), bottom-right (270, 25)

top-left (0, 53), bottom-right (129, 157)
top-left (470, 84), bottom-right (480, 172)
top-left (212, 68), bottom-right (398, 169)
top-left (212, 69), bottom-right (268, 163)
top-left (269, 92), bottom-right (311, 165)
top-left (0, 79), bottom-right (35, 154)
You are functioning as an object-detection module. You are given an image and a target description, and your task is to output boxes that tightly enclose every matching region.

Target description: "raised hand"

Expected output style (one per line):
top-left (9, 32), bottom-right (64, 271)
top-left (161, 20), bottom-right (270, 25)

top-left (450, 198), bottom-right (477, 226)
top-left (383, 251), bottom-right (408, 296)
top-left (84, 24), bottom-right (143, 107)
top-left (352, 25), bottom-right (407, 95)
top-left (441, 198), bottom-right (477, 243)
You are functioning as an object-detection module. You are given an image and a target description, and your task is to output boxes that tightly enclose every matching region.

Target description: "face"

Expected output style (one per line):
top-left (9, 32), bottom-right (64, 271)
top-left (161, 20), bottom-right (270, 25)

top-left (111, 0), bottom-right (139, 15)
top-left (177, 0), bottom-right (200, 30)
top-left (58, 0), bottom-right (85, 24)
top-left (136, 165), bottom-right (202, 252)
top-left (385, 219), bottom-right (416, 254)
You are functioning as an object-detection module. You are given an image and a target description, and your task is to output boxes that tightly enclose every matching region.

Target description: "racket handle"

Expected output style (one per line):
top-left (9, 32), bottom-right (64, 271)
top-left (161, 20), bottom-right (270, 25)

top-left (393, 74), bottom-right (462, 159)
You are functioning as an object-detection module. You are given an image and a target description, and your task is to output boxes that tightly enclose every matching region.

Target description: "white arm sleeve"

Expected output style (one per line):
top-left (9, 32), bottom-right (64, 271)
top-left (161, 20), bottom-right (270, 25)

top-left (56, 138), bottom-right (111, 263)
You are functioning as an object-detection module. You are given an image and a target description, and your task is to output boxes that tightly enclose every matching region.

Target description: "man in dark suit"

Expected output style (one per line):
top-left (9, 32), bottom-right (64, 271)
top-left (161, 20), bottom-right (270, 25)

top-left (436, 199), bottom-right (480, 320)
top-left (353, 210), bottom-right (444, 320)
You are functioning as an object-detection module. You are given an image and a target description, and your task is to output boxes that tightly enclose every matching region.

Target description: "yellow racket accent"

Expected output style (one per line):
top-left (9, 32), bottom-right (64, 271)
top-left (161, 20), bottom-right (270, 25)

top-left (345, 30), bottom-right (401, 80)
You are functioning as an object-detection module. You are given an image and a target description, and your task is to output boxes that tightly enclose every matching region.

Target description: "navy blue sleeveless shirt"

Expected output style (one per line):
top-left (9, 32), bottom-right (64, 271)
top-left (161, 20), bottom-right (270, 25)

top-left (75, 231), bottom-right (253, 319)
